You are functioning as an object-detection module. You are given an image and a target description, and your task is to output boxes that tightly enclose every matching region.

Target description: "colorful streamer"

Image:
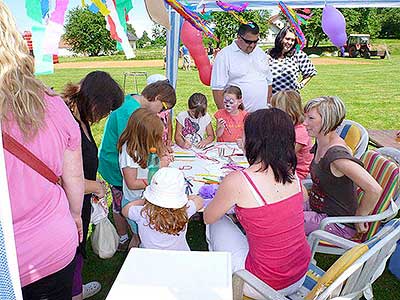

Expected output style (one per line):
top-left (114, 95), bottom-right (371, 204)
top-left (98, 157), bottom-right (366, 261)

top-left (216, 0), bottom-right (249, 24)
top-left (164, 0), bottom-right (217, 40)
top-left (91, 0), bottom-right (110, 16)
top-left (278, 1), bottom-right (311, 50)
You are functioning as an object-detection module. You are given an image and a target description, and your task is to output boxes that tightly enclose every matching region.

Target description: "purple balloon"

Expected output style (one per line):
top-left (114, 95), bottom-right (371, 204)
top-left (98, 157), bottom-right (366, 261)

top-left (322, 5), bottom-right (347, 46)
top-left (331, 33), bottom-right (347, 47)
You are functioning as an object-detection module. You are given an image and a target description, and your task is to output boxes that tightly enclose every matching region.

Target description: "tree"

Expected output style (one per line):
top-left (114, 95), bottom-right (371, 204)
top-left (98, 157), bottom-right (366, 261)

top-left (64, 7), bottom-right (116, 56)
top-left (152, 23), bottom-right (167, 46)
top-left (137, 31), bottom-right (151, 48)
top-left (302, 8), bottom-right (382, 48)
top-left (210, 10), bottom-right (270, 47)
top-left (127, 23), bottom-right (137, 38)
top-left (379, 8), bottom-right (400, 38)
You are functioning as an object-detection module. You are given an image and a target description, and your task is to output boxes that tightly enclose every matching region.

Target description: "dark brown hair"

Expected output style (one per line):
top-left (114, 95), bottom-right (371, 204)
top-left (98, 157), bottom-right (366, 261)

top-left (63, 71), bottom-right (123, 124)
top-left (244, 108), bottom-right (296, 184)
top-left (188, 93), bottom-right (207, 118)
top-left (142, 80), bottom-right (176, 108)
top-left (269, 26), bottom-right (297, 59)
top-left (141, 201), bottom-right (188, 235)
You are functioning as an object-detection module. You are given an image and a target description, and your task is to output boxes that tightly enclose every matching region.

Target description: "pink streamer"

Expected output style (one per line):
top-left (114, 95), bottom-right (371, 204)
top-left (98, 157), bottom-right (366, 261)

top-left (50, 0), bottom-right (69, 25)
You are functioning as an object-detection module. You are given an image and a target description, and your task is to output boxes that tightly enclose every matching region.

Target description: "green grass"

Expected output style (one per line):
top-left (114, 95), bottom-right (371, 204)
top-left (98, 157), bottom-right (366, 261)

top-left (37, 47), bottom-right (400, 300)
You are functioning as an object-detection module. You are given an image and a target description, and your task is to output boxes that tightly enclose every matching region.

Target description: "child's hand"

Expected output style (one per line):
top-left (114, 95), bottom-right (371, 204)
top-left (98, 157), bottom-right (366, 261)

top-left (165, 140), bottom-right (174, 153)
top-left (188, 195), bottom-right (204, 211)
top-left (160, 154), bottom-right (174, 167)
top-left (94, 180), bottom-right (107, 198)
top-left (217, 118), bottom-right (226, 130)
top-left (197, 140), bottom-right (210, 149)
top-left (182, 139), bottom-right (192, 149)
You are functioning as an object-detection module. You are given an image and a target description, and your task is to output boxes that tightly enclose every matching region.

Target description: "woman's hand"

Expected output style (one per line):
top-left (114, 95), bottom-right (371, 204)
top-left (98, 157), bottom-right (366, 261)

top-left (73, 215), bottom-right (83, 243)
top-left (93, 180), bottom-right (106, 198)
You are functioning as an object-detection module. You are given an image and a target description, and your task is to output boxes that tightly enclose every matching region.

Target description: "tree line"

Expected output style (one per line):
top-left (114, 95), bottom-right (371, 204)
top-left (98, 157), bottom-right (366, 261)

top-left (63, 7), bottom-right (400, 56)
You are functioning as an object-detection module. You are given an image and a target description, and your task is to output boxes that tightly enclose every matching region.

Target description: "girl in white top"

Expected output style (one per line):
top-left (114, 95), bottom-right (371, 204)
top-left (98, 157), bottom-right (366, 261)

top-left (118, 108), bottom-right (173, 247)
top-left (175, 93), bottom-right (215, 149)
top-left (122, 168), bottom-right (204, 250)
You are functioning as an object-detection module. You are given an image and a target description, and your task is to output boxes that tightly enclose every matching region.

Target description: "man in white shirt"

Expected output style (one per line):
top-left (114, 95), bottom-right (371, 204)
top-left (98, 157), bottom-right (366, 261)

top-left (211, 22), bottom-right (273, 113)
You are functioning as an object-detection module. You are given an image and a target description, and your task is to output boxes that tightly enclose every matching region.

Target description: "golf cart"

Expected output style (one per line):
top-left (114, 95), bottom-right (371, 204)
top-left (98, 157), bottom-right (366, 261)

top-left (339, 34), bottom-right (387, 59)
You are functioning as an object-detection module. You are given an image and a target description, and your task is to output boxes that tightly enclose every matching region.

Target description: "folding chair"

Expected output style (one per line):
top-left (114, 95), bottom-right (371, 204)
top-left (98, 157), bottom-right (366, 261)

top-left (336, 119), bottom-right (369, 159)
top-left (312, 150), bottom-right (399, 255)
top-left (233, 219), bottom-right (400, 300)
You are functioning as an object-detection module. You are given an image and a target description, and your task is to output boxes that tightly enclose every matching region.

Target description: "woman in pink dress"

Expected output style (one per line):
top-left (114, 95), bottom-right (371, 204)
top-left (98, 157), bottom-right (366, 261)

top-left (1, 3), bottom-right (84, 299)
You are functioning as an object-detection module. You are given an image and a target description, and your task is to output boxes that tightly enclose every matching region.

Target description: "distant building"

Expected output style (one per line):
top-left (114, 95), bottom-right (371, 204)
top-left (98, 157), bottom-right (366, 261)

top-left (58, 38), bottom-right (75, 57)
top-left (127, 31), bottom-right (138, 50)
top-left (260, 14), bottom-right (286, 45)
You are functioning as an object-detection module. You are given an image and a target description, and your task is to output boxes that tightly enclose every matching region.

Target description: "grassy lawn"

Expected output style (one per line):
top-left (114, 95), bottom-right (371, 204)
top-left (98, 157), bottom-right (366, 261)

top-left (38, 45), bottom-right (400, 299)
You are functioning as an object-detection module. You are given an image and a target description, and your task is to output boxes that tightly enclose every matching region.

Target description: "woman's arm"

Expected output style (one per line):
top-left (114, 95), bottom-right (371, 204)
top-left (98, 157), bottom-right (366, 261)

top-left (331, 159), bottom-right (382, 233)
top-left (197, 123), bottom-right (215, 148)
top-left (204, 172), bottom-right (239, 224)
top-left (84, 179), bottom-right (106, 198)
top-left (122, 167), bottom-right (147, 190)
top-left (61, 147), bottom-right (85, 242)
top-left (174, 121), bottom-right (191, 149)
top-left (295, 143), bottom-right (304, 154)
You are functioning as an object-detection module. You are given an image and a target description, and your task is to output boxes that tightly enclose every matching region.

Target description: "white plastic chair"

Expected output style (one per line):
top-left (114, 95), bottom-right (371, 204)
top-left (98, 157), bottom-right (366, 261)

top-left (233, 219), bottom-right (400, 300)
top-left (336, 119), bottom-right (369, 159)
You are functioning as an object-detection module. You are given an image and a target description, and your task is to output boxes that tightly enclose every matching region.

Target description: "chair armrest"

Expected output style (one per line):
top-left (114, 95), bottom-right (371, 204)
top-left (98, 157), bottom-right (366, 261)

top-left (319, 200), bottom-right (398, 230)
top-left (308, 230), bottom-right (359, 259)
top-left (232, 269), bottom-right (288, 300)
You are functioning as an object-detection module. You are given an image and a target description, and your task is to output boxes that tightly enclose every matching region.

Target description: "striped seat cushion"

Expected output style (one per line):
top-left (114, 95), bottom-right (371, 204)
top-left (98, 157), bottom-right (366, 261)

top-left (358, 151), bottom-right (399, 241)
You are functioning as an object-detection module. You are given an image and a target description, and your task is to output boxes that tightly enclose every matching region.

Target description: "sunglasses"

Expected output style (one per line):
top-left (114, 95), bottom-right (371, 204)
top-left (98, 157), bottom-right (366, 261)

top-left (160, 101), bottom-right (169, 112)
top-left (239, 35), bottom-right (259, 45)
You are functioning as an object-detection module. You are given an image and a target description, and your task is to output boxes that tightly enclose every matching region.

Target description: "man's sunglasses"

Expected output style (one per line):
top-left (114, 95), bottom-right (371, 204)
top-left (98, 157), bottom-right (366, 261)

top-left (239, 35), bottom-right (259, 45)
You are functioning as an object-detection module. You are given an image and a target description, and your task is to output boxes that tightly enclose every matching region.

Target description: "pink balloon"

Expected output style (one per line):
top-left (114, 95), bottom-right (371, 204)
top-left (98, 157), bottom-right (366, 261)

top-left (322, 5), bottom-right (347, 47)
top-left (181, 20), bottom-right (212, 86)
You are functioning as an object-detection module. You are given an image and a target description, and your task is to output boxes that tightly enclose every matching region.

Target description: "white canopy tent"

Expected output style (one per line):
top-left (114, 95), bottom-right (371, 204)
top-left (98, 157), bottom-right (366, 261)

top-left (165, 0), bottom-right (400, 87)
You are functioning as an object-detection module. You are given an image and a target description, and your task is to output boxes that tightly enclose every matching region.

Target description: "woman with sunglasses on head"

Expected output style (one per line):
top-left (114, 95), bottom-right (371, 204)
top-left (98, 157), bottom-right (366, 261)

top-left (211, 21), bottom-right (273, 112)
top-left (267, 26), bottom-right (317, 95)
top-left (98, 80), bottom-right (176, 252)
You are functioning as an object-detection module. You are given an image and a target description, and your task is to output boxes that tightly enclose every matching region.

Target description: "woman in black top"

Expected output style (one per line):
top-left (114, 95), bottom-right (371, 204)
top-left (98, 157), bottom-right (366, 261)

top-left (63, 71), bottom-right (123, 300)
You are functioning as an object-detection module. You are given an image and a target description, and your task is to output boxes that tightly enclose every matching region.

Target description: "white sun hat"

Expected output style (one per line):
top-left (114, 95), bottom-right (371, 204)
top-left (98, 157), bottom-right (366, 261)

top-left (146, 74), bottom-right (168, 85)
top-left (143, 167), bottom-right (188, 209)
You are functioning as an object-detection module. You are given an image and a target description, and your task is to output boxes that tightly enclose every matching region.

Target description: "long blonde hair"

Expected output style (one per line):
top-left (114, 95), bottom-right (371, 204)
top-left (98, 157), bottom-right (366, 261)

top-left (117, 108), bottom-right (165, 168)
top-left (0, 2), bottom-right (49, 138)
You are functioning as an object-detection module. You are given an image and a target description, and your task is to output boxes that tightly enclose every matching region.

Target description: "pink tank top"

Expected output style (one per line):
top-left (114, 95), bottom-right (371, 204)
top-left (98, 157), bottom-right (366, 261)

top-left (235, 171), bottom-right (311, 290)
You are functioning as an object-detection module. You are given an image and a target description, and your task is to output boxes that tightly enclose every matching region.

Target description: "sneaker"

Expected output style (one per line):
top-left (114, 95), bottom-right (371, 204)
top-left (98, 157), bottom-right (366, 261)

top-left (83, 281), bottom-right (101, 299)
top-left (117, 239), bottom-right (130, 252)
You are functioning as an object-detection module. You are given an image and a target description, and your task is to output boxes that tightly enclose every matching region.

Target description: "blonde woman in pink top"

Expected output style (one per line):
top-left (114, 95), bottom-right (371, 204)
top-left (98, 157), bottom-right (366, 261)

top-left (0, 3), bottom-right (84, 299)
top-left (271, 90), bottom-right (313, 180)
top-left (204, 109), bottom-right (310, 299)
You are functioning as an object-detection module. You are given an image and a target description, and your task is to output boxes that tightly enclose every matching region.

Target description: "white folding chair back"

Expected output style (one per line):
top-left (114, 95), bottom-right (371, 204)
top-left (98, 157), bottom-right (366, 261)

top-left (336, 119), bottom-right (369, 159)
top-left (233, 219), bottom-right (400, 300)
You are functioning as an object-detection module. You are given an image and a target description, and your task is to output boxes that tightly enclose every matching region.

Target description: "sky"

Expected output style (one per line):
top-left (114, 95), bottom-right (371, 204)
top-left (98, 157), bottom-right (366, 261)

top-left (3, 0), bottom-right (154, 38)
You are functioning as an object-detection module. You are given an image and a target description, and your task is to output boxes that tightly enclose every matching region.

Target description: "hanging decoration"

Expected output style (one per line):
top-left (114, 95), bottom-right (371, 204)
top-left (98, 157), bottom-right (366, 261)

top-left (322, 5), bottom-right (347, 48)
top-left (278, 1), bottom-right (311, 50)
top-left (216, 0), bottom-right (248, 24)
top-left (181, 20), bottom-right (212, 86)
top-left (164, 0), bottom-right (217, 40)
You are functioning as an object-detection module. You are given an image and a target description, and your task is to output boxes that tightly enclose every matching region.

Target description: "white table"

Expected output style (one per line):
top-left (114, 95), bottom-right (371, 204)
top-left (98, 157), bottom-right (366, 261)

top-left (170, 142), bottom-right (248, 195)
top-left (106, 248), bottom-right (232, 300)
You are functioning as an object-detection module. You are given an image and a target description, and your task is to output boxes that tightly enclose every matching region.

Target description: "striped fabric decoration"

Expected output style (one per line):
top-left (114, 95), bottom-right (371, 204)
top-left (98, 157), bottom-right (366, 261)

top-left (166, 8), bottom-right (183, 89)
top-left (358, 151), bottom-right (400, 241)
